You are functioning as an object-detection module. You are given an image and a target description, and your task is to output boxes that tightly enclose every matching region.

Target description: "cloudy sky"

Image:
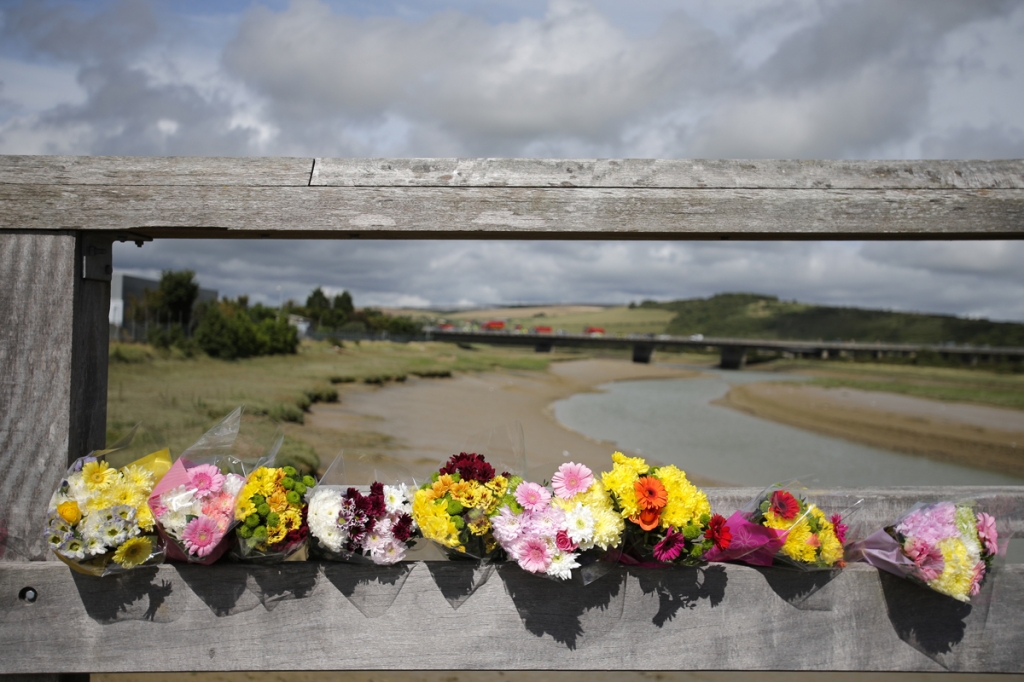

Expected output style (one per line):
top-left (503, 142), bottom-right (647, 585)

top-left (2, 1), bottom-right (1024, 318)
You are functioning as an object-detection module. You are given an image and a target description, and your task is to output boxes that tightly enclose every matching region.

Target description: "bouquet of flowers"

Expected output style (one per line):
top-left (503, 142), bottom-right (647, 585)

top-left (601, 451), bottom-right (726, 565)
top-left (846, 501), bottom-right (1000, 602)
top-left (704, 485), bottom-right (849, 570)
top-left (307, 481), bottom-right (418, 565)
top-left (233, 464), bottom-right (317, 562)
top-left (492, 461), bottom-right (624, 581)
top-left (44, 427), bottom-right (171, 576)
top-left (148, 408), bottom-right (253, 564)
top-left (412, 452), bottom-right (512, 559)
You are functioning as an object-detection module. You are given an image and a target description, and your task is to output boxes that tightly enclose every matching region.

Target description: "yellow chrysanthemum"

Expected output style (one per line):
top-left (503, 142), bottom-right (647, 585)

top-left (249, 467), bottom-right (283, 498)
top-left (268, 490), bottom-right (290, 513)
top-left (467, 513), bottom-right (491, 537)
top-left (817, 522), bottom-right (844, 566)
top-left (82, 460), bottom-right (118, 491)
top-left (933, 538), bottom-right (975, 601)
top-left (413, 490), bottom-right (460, 548)
top-left (656, 465), bottom-right (710, 530)
top-left (449, 480), bottom-right (481, 507)
top-left (430, 474), bottom-right (458, 498)
top-left (236, 497), bottom-right (257, 521)
top-left (484, 475), bottom-right (509, 502)
top-left (592, 507), bottom-right (625, 549)
top-left (107, 480), bottom-right (145, 509)
top-left (85, 491), bottom-right (115, 513)
top-left (765, 509), bottom-right (817, 563)
top-left (280, 508), bottom-right (302, 532)
top-left (267, 524), bottom-right (287, 547)
top-left (57, 500), bottom-right (82, 525)
top-left (112, 536), bottom-right (153, 568)
top-left (137, 503), bottom-right (155, 532)
top-left (601, 452), bottom-right (649, 519)
top-left (121, 464), bottom-right (156, 491)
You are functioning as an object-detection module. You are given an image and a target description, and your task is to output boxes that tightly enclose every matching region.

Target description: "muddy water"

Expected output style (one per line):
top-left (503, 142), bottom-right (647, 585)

top-left (552, 368), bottom-right (1024, 487)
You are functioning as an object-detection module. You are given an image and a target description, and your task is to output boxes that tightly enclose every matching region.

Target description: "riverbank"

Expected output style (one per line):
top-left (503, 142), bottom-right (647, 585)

top-left (716, 381), bottom-right (1024, 478)
top-left (308, 358), bottom-right (716, 484)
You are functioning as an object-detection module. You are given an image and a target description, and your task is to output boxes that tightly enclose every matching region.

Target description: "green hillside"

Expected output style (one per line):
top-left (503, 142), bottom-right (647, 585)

top-left (644, 293), bottom-right (1024, 346)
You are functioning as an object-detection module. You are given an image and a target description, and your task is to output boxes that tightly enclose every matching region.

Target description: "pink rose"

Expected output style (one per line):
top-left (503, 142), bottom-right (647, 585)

top-left (555, 529), bottom-right (578, 552)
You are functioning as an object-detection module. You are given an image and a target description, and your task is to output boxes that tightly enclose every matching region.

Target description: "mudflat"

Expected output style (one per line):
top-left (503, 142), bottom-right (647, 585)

top-left (717, 382), bottom-right (1024, 478)
top-left (307, 358), bottom-right (716, 484)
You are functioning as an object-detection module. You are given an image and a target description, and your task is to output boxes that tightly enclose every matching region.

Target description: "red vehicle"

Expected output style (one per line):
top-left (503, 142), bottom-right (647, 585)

top-left (532, 325), bottom-right (553, 334)
top-left (437, 323), bottom-right (455, 331)
top-left (481, 320), bottom-right (506, 331)
top-left (584, 326), bottom-right (605, 336)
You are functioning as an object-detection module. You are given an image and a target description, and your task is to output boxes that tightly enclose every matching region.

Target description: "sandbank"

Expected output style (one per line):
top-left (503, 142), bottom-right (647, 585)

top-left (717, 382), bottom-right (1024, 478)
top-left (307, 358), bottom-right (719, 484)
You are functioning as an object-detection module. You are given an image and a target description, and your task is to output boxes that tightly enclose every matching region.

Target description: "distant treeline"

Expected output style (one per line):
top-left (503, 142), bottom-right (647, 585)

top-left (638, 293), bottom-right (1024, 346)
top-left (130, 272), bottom-right (420, 359)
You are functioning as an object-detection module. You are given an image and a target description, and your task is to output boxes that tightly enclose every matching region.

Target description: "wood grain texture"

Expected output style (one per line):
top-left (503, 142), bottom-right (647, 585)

top-left (1, 488), bottom-right (1021, 673)
top-left (1, 185), bottom-right (1022, 239)
top-left (0, 560), bottom-right (1022, 673)
top-left (312, 157), bottom-right (1024, 189)
top-left (0, 233), bottom-right (77, 562)
top-left (0, 156), bottom-right (313, 186)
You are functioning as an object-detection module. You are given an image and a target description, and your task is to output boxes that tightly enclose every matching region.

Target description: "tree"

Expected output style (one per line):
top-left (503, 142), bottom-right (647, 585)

top-left (158, 270), bottom-right (200, 326)
top-left (334, 290), bottom-right (354, 316)
top-left (306, 287), bottom-right (330, 312)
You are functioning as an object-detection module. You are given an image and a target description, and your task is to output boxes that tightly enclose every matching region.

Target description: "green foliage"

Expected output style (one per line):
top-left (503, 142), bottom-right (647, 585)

top-left (649, 293), bottom-right (1024, 346)
top-left (194, 301), bottom-right (299, 360)
top-left (158, 270), bottom-right (201, 327)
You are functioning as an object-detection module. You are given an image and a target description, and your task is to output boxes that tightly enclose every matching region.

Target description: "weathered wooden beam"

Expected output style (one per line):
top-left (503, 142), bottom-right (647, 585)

top-left (0, 156), bottom-right (1022, 239)
top-left (0, 560), bottom-right (1021, 673)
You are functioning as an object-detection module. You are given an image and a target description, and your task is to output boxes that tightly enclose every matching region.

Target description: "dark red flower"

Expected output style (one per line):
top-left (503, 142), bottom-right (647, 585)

top-left (704, 513), bottom-right (732, 550)
top-left (440, 452), bottom-right (495, 483)
top-left (392, 514), bottom-right (414, 542)
top-left (769, 491), bottom-right (800, 520)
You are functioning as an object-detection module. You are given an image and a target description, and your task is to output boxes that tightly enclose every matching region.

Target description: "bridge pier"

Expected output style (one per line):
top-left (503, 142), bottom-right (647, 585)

top-left (632, 343), bottom-right (653, 364)
top-left (534, 342), bottom-right (552, 353)
top-left (720, 345), bottom-right (747, 370)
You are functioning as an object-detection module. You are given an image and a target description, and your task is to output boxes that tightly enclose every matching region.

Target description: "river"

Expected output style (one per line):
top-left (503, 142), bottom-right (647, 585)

top-left (552, 367), bottom-right (1024, 487)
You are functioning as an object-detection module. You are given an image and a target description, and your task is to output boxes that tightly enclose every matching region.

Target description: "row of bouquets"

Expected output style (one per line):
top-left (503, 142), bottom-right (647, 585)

top-left (45, 412), bottom-right (1012, 604)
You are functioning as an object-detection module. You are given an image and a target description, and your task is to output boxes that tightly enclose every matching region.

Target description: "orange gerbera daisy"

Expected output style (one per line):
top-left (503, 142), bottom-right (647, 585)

top-left (632, 508), bottom-right (662, 531)
top-left (634, 476), bottom-right (668, 510)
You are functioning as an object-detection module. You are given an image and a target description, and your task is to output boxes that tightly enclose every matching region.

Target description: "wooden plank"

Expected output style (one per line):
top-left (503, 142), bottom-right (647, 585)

top-left (0, 560), bottom-right (1021, 673)
top-left (0, 156), bottom-right (313, 186)
top-left (1, 185), bottom-right (1022, 239)
top-left (313, 157), bottom-right (1024, 189)
top-left (0, 233), bottom-right (77, 562)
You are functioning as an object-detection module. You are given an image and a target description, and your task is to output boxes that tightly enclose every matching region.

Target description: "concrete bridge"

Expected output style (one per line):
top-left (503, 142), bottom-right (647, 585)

top-left (425, 328), bottom-right (1024, 368)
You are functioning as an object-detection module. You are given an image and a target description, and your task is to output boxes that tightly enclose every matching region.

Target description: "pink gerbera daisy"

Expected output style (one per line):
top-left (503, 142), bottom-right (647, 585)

top-left (515, 536), bottom-right (552, 573)
top-left (182, 516), bottom-right (222, 557)
top-left (514, 482), bottom-right (551, 511)
top-left (187, 464), bottom-right (225, 499)
top-left (551, 462), bottom-right (594, 499)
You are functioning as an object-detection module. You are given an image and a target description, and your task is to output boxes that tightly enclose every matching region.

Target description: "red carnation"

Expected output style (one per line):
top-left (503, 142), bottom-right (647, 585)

top-left (704, 513), bottom-right (732, 550)
top-left (769, 490), bottom-right (800, 520)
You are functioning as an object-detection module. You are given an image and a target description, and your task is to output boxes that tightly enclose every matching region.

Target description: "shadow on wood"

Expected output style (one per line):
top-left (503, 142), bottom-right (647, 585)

top-left (321, 561), bottom-right (411, 618)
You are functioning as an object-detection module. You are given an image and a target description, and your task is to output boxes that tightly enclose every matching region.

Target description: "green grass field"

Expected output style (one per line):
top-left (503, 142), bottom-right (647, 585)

top-left (106, 340), bottom-right (571, 474)
top-left (432, 305), bottom-right (675, 335)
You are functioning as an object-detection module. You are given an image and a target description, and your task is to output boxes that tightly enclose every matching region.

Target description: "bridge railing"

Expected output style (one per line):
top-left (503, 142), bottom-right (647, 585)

top-left (1, 155), bottom-right (1023, 677)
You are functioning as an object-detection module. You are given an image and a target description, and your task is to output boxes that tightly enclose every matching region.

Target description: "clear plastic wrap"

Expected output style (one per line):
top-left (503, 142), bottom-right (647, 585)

top-left (231, 454), bottom-right (314, 564)
top-left (703, 481), bottom-right (859, 570)
top-left (492, 460), bottom-right (623, 584)
top-left (845, 496), bottom-right (1014, 602)
top-left (601, 451), bottom-right (722, 568)
top-left (411, 423), bottom-right (527, 562)
top-left (306, 452), bottom-right (419, 565)
top-left (43, 423), bottom-right (172, 576)
top-left (148, 407), bottom-right (255, 565)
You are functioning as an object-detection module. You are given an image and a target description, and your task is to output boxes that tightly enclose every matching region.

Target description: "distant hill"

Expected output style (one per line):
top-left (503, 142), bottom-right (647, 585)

top-left (641, 293), bottom-right (1024, 347)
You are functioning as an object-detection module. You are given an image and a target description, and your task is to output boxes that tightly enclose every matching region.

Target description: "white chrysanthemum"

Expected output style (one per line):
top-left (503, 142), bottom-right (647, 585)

top-left (546, 551), bottom-right (580, 581)
top-left (375, 540), bottom-right (406, 565)
top-left (383, 484), bottom-right (412, 515)
top-left (308, 487), bottom-right (347, 551)
top-left (565, 503), bottom-right (595, 546)
top-left (59, 536), bottom-right (87, 560)
top-left (79, 514), bottom-right (104, 542)
top-left (67, 473), bottom-right (90, 503)
top-left (222, 473), bottom-right (245, 497)
top-left (100, 519), bottom-right (129, 546)
top-left (83, 535), bottom-right (107, 556)
top-left (362, 521), bottom-right (394, 556)
top-left (161, 509), bottom-right (190, 537)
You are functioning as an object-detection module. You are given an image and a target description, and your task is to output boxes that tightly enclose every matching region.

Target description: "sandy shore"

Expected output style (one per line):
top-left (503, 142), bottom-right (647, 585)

top-left (717, 382), bottom-right (1024, 478)
top-left (307, 358), bottom-right (719, 485)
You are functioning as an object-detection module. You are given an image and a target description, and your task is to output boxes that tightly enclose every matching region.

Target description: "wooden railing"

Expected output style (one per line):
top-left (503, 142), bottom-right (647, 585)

top-left (1, 155), bottom-right (1023, 676)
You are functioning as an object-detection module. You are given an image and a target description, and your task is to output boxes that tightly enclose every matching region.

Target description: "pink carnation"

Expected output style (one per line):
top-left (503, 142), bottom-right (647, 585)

top-left (187, 464), bottom-right (225, 499)
top-left (182, 516), bottom-right (223, 557)
top-left (515, 482), bottom-right (551, 511)
top-left (551, 462), bottom-right (594, 499)
top-left (976, 512), bottom-right (998, 556)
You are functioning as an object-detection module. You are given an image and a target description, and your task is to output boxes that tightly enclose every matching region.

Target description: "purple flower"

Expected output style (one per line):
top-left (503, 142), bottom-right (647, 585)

top-left (653, 527), bottom-right (686, 562)
top-left (896, 502), bottom-right (958, 546)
